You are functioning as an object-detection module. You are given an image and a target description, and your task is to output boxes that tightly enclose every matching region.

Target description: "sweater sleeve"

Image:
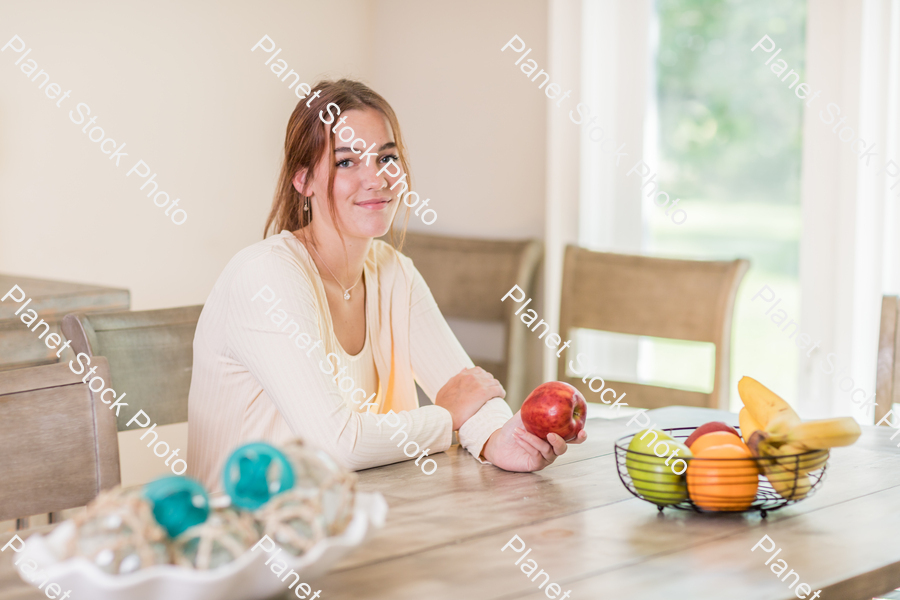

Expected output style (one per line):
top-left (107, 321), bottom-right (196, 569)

top-left (224, 249), bottom-right (453, 471)
top-left (406, 264), bottom-right (514, 463)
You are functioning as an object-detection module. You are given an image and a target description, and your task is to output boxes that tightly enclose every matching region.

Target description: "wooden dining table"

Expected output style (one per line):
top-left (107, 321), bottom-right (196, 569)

top-left (3, 405), bottom-right (900, 600)
top-left (0, 272), bottom-right (129, 372)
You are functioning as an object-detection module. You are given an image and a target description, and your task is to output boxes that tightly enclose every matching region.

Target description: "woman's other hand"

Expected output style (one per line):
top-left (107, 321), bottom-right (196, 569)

top-left (482, 411), bottom-right (587, 472)
top-left (435, 367), bottom-right (505, 430)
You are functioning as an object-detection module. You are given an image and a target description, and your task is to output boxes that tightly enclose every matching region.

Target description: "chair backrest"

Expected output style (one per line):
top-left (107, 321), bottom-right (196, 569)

top-left (396, 232), bottom-right (543, 404)
top-left (876, 295), bottom-right (900, 426)
top-left (0, 359), bottom-right (120, 522)
top-left (61, 306), bottom-right (203, 431)
top-left (557, 246), bottom-right (749, 410)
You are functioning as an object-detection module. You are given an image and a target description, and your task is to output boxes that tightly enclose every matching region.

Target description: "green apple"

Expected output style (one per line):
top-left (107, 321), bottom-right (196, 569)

top-left (625, 428), bottom-right (693, 505)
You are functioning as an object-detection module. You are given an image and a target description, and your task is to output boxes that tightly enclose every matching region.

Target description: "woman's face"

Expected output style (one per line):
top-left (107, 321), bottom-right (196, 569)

top-left (296, 107), bottom-right (405, 241)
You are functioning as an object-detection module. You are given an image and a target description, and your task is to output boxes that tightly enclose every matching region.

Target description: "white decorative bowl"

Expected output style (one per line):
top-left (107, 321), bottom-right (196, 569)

top-left (14, 492), bottom-right (387, 600)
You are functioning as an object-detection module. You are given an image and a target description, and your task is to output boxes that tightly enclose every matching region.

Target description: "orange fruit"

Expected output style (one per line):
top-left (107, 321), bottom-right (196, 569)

top-left (689, 431), bottom-right (748, 456)
top-left (687, 444), bottom-right (760, 511)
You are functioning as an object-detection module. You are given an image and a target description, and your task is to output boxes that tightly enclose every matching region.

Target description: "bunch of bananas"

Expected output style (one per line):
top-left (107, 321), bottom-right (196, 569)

top-left (737, 376), bottom-right (861, 501)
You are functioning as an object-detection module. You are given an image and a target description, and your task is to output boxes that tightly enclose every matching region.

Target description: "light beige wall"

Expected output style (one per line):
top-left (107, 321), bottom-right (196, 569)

top-left (0, 1), bottom-right (548, 310)
top-left (370, 0), bottom-right (548, 240)
top-left (0, 0), bottom-right (374, 311)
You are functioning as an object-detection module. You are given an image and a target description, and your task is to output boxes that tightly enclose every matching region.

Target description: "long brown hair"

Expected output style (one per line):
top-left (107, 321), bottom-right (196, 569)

top-left (264, 79), bottom-right (411, 249)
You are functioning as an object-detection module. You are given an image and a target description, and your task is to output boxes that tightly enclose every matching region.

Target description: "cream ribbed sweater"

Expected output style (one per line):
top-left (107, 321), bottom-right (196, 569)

top-left (187, 231), bottom-right (512, 491)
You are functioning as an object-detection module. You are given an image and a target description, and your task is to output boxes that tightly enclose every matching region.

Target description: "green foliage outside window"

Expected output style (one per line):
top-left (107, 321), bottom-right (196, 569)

top-left (647, 0), bottom-right (807, 406)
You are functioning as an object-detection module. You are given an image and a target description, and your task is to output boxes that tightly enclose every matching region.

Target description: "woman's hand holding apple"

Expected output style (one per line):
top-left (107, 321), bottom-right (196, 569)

top-left (482, 411), bottom-right (588, 472)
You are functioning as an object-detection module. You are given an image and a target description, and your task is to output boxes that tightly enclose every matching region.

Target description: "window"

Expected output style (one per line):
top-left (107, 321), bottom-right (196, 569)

top-left (577, 0), bottom-right (808, 409)
top-left (644, 0), bottom-right (808, 409)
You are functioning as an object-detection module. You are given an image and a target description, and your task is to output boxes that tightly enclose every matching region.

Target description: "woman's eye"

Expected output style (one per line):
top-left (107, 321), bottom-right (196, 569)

top-left (380, 154), bottom-right (400, 164)
top-left (336, 159), bottom-right (353, 168)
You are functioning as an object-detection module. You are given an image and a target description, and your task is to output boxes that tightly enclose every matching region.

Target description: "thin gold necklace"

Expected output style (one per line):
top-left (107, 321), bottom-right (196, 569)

top-left (309, 243), bottom-right (363, 301)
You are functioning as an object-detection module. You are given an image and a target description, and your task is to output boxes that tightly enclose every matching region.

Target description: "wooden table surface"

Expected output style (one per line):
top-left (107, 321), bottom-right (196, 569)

top-left (0, 272), bottom-right (129, 371)
top-left (3, 406), bottom-right (900, 600)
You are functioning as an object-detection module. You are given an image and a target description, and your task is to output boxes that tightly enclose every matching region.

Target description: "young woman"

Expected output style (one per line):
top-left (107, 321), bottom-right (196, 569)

top-left (187, 79), bottom-right (586, 491)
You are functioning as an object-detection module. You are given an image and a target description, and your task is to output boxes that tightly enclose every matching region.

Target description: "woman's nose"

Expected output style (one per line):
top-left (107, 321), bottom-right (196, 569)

top-left (362, 163), bottom-right (388, 191)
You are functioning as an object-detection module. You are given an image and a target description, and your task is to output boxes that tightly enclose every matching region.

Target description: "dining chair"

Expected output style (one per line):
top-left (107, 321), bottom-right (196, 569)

top-left (393, 231), bottom-right (543, 409)
top-left (875, 295), bottom-right (900, 426)
top-left (557, 246), bottom-right (749, 411)
top-left (0, 359), bottom-right (120, 528)
top-left (60, 305), bottom-right (203, 431)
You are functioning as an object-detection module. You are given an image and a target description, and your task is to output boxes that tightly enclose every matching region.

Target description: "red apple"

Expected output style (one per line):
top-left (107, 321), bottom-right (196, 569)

top-left (521, 382), bottom-right (587, 442)
top-left (684, 421), bottom-right (741, 448)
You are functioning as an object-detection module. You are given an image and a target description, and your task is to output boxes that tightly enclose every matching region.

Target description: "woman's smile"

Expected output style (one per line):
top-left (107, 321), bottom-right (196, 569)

top-left (355, 196), bottom-right (392, 210)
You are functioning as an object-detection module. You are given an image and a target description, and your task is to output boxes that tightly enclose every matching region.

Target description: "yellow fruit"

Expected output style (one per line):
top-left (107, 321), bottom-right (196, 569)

top-left (770, 417), bottom-right (862, 450)
top-left (759, 442), bottom-right (828, 475)
top-left (764, 410), bottom-right (801, 437)
top-left (738, 377), bottom-right (800, 430)
top-left (739, 407), bottom-right (762, 444)
top-left (760, 457), bottom-right (811, 500)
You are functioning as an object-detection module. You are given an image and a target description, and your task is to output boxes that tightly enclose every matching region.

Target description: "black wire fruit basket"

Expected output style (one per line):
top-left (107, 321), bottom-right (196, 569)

top-left (614, 426), bottom-right (828, 518)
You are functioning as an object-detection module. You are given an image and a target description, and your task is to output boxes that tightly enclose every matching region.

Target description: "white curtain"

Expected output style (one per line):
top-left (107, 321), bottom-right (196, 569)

top-left (543, 0), bottom-right (583, 381)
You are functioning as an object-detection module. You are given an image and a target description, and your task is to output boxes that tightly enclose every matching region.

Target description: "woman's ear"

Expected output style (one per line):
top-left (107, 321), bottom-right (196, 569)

top-left (292, 169), bottom-right (311, 196)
